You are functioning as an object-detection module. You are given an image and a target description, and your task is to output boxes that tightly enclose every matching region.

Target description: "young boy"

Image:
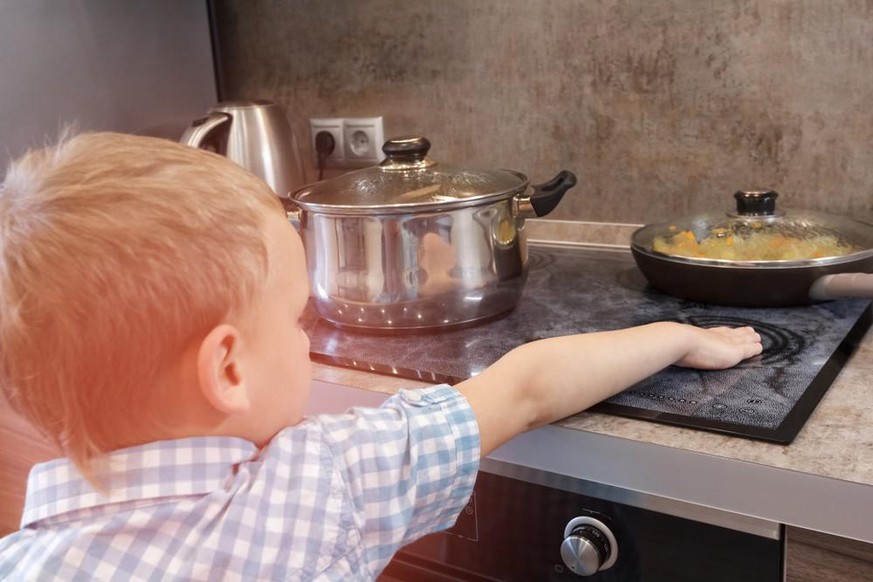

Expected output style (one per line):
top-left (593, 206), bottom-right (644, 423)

top-left (0, 132), bottom-right (762, 581)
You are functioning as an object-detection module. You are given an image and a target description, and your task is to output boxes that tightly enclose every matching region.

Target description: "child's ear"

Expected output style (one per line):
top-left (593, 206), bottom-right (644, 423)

top-left (197, 324), bottom-right (251, 415)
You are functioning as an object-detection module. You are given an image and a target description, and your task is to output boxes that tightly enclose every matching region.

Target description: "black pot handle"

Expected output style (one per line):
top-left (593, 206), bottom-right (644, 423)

top-left (522, 170), bottom-right (578, 218)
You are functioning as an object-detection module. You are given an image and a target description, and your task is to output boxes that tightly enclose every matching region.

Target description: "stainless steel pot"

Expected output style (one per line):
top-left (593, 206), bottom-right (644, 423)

top-left (286, 136), bottom-right (577, 332)
top-left (631, 189), bottom-right (873, 306)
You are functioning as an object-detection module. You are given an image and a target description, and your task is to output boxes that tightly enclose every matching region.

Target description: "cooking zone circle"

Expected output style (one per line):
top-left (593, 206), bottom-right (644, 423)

top-left (618, 314), bottom-right (804, 410)
top-left (683, 314), bottom-right (805, 366)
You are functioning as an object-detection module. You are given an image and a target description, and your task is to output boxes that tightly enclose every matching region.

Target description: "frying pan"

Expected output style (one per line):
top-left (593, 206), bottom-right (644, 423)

top-left (630, 190), bottom-right (873, 307)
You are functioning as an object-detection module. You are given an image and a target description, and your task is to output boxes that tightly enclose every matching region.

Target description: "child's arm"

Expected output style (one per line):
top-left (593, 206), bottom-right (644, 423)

top-left (455, 322), bottom-right (762, 457)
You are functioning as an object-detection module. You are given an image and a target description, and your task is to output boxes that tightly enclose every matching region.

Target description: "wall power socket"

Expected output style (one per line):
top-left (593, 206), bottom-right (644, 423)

top-left (309, 116), bottom-right (384, 169)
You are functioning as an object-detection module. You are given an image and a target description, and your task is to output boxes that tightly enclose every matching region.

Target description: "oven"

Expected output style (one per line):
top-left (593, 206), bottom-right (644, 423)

top-left (380, 469), bottom-right (782, 581)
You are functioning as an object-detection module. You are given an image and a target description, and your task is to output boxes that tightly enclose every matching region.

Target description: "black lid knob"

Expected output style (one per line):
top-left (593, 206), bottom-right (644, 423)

top-left (382, 136), bottom-right (431, 162)
top-left (734, 189), bottom-right (778, 216)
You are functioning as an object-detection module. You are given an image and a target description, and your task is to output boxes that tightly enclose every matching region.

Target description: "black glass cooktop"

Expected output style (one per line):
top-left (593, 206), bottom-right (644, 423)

top-left (303, 243), bottom-right (871, 444)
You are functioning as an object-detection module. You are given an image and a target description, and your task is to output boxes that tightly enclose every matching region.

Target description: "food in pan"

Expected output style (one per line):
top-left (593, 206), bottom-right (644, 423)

top-left (652, 227), bottom-right (859, 261)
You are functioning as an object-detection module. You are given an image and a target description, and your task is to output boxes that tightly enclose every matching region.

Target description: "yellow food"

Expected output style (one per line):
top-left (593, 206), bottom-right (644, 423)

top-left (652, 229), bottom-right (858, 261)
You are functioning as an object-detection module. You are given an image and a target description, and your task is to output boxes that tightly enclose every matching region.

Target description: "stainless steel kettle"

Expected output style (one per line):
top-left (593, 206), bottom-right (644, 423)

top-left (180, 99), bottom-right (304, 198)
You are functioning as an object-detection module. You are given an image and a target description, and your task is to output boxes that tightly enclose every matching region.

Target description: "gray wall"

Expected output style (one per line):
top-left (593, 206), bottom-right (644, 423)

top-left (0, 0), bottom-right (216, 168)
top-left (212, 0), bottom-right (873, 225)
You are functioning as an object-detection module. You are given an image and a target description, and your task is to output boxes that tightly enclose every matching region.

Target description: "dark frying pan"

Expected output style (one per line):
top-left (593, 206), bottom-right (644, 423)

top-left (630, 190), bottom-right (873, 307)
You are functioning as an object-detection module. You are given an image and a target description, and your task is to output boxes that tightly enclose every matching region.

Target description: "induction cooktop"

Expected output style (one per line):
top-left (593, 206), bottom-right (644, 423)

top-left (303, 242), bottom-right (871, 444)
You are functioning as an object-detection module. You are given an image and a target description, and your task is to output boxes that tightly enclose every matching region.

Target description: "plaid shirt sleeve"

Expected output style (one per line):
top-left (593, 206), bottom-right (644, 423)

top-left (0, 383), bottom-right (480, 582)
top-left (308, 384), bottom-right (481, 569)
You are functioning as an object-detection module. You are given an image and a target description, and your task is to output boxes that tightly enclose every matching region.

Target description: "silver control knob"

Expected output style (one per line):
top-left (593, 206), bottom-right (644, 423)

top-left (560, 516), bottom-right (619, 576)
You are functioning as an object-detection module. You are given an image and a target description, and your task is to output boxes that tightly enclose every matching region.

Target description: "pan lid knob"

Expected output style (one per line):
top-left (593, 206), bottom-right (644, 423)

top-left (734, 189), bottom-right (778, 216)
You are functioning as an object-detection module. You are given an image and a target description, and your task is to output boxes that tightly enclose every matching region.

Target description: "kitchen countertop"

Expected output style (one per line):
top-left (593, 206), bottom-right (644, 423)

top-left (308, 219), bottom-right (873, 544)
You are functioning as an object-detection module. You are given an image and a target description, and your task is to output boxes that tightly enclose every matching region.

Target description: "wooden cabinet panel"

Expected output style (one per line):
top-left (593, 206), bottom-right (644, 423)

top-left (785, 526), bottom-right (873, 582)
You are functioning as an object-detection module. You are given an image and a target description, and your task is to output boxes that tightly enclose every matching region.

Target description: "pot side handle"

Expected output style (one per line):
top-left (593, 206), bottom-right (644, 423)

top-left (808, 273), bottom-right (873, 300)
top-left (515, 171), bottom-right (578, 218)
top-left (281, 197), bottom-right (302, 230)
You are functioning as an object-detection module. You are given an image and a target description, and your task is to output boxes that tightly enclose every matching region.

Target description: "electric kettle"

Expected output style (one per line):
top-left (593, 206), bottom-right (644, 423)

top-left (180, 99), bottom-right (305, 198)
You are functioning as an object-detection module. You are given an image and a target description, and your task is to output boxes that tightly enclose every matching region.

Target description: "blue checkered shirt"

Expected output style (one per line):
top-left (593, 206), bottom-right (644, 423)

top-left (0, 385), bottom-right (480, 581)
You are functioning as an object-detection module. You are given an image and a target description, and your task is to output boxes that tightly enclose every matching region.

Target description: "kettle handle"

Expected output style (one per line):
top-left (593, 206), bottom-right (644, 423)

top-left (179, 112), bottom-right (231, 148)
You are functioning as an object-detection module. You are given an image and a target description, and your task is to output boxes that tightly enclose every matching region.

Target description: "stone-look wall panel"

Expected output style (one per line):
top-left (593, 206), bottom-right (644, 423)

top-left (212, 0), bottom-right (873, 224)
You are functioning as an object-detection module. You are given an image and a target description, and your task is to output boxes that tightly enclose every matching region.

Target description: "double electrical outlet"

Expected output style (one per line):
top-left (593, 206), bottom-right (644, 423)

top-left (309, 116), bottom-right (385, 169)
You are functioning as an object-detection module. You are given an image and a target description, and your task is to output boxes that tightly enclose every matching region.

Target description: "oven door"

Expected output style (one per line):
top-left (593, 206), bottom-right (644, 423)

top-left (380, 470), bottom-right (782, 581)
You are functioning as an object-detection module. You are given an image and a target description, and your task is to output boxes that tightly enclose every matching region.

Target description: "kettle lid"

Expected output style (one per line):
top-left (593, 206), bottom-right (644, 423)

top-left (209, 99), bottom-right (277, 113)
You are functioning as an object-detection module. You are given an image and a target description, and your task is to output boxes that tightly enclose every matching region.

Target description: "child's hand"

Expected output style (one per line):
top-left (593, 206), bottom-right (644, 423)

top-left (674, 325), bottom-right (763, 370)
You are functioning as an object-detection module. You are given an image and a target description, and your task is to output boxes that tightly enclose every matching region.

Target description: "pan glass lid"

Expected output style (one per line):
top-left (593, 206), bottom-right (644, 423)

top-left (635, 190), bottom-right (873, 263)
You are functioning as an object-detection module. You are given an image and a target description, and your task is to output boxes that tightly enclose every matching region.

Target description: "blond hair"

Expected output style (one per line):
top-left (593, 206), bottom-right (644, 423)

top-left (0, 132), bottom-right (283, 479)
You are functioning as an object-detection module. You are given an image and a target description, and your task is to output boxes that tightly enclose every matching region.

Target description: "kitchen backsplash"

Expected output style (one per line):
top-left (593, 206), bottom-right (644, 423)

top-left (211, 0), bottom-right (873, 225)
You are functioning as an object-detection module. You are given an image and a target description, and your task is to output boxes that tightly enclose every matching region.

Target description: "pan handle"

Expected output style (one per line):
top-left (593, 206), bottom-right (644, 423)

top-left (809, 273), bottom-right (873, 300)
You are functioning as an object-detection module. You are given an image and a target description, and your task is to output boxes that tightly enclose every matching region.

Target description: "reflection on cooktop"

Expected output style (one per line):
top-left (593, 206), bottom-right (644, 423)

top-left (304, 243), bottom-right (871, 444)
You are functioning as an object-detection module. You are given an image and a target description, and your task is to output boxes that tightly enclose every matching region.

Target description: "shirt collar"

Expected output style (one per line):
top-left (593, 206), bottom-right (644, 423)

top-left (21, 435), bottom-right (258, 528)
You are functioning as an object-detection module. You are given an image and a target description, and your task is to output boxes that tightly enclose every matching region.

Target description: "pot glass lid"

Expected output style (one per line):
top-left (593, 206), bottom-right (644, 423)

top-left (633, 190), bottom-right (873, 262)
top-left (291, 136), bottom-right (526, 212)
